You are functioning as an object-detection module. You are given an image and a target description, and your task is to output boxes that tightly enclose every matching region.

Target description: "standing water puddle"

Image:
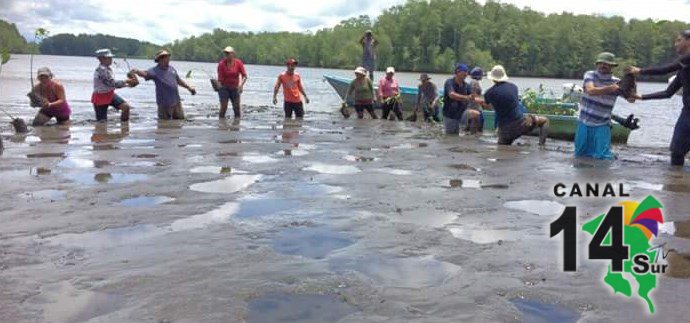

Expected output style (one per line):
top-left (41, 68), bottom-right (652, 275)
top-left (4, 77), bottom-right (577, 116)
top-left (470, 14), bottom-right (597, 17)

top-left (448, 179), bottom-right (482, 189)
top-left (119, 196), bottom-right (175, 207)
top-left (235, 197), bottom-right (300, 218)
top-left (304, 163), bottom-right (361, 175)
top-left (20, 190), bottom-right (66, 202)
top-left (372, 168), bottom-right (412, 176)
top-left (504, 200), bottom-right (565, 216)
top-left (247, 293), bottom-right (356, 323)
top-left (189, 166), bottom-right (234, 174)
top-left (189, 174), bottom-right (261, 193)
top-left (65, 173), bottom-right (149, 185)
top-left (330, 255), bottom-right (460, 288)
top-left (35, 281), bottom-right (126, 323)
top-left (242, 154), bottom-right (279, 164)
top-left (448, 226), bottom-right (519, 244)
top-left (510, 298), bottom-right (580, 323)
top-left (271, 227), bottom-right (354, 259)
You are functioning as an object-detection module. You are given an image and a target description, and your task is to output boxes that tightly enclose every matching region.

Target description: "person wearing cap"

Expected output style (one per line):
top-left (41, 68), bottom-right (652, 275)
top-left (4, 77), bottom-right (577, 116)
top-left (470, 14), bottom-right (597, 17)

top-left (630, 30), bottom-right (690, 166)
top-left (30, 67), bottom-right (71, 126)
top-left (345, 66), bottom-right (378, 119)
top-left (377, 67), bottom-right (403, 121)
top-left (273, 58), bottom-right (309, 119)
top-left (131, 49), bottom-right (196, 120)
top-left (359, 30), bottom-right (379, 80)
top-left (467, 67), bottom-right (485, 132)
top-left (91, 48), bottom-right (136, 122)
top-left (573, 52), bottom-right (625, 159)
top-left (443, 63), bottom-right (480, 135)
top-left (217, 46), bottom-right (247, 118)
top-left (482, 65), bottom-right (549, 145)
top-left (414, 73), bottom-right (439, 122)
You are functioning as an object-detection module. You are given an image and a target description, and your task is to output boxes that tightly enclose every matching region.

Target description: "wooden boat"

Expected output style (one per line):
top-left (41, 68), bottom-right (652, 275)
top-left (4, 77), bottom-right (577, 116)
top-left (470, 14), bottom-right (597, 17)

top-left (323, 74), bottom-right (631, 143)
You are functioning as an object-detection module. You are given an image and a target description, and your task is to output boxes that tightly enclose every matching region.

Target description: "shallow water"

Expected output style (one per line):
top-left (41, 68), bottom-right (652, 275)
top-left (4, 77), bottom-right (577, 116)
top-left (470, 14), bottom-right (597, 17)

top-left (246, 293), bottom-right (356, 323)
top-left (510, 298), bottom-right (580, 323)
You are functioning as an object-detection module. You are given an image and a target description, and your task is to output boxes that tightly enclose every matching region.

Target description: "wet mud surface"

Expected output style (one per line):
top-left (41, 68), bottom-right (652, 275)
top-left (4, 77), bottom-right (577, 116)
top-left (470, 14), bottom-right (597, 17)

top-left (2, 109), bottom-right (690, 322)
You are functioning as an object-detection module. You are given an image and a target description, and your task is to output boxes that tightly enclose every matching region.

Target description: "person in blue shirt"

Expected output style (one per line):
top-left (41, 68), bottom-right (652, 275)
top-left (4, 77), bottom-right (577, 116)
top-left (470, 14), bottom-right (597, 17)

top-left (443, 63), bottom-right (481, 135)
top-left (481, 65), bottom-right (549, 145)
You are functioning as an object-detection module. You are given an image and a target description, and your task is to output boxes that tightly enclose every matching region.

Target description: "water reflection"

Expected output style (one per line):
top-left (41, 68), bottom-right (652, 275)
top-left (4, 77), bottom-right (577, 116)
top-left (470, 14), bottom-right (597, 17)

top-left (90, 122), bottom-right (129, 150)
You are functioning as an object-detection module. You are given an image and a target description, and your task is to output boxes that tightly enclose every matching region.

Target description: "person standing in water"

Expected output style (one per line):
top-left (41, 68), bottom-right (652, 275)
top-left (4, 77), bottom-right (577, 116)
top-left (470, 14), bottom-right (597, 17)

top-left (273, 58), bottom-right (310, 119)
top-left (414, 73), bottom-right (440, 122)
top-left (31, 67), bottom-right (71, 126)
top-left (91, 49), bottom-right (136, 122)
top-left (132, 49), bottom-right (196, 120)
top-left (360, 30), bottom-right (379, 81)
top-left (443, 63), bottom-right (480, 135)
top-left (345, 67), bottom-right (378, 119)
top-left (217, 46), bottom-right (247, 119)
top-left (467, 67), bottom-right (485, 132)
top-left (377, 67), bottom-right (403, 121)
top-left (631, 30), bottom-right (690, 166)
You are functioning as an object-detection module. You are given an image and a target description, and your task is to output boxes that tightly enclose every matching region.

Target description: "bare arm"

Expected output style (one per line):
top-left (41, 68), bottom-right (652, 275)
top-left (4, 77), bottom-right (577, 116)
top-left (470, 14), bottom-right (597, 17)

top-left (176, 74), bottom-right (196, 94)
top-left (48, 83), bottom-right (66, 108)
top-left (298, 79), bottom-right (309, 103)
top-left (584, 82), bottom-right (619, 96)
top-left (272, 77), bottom-right (281, 104)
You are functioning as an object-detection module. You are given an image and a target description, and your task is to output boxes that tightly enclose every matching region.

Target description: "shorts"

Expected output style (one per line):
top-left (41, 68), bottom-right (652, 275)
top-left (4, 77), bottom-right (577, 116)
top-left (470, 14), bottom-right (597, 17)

top-left (574, 120), bottom-right (613, 159)
top-left (93, 94), bottom-right (127, 121)
top-left (218, 86), bottom-right (240, 102)
top-left (498, 115), bottom-right (539, 145)
top-left (284, 101), bottom-right (304, 119)
top-left (38, 103), bottom-right (71, 122)
top-left (158, 101), bottom-right (185, 120)
top-left (443, 110), bottom-right (471, 134)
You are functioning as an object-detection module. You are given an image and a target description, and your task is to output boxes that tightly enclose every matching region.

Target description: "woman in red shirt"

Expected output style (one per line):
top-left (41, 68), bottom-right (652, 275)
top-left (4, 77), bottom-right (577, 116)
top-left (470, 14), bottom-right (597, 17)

top-left (217, 46), bottom-right (247, 118)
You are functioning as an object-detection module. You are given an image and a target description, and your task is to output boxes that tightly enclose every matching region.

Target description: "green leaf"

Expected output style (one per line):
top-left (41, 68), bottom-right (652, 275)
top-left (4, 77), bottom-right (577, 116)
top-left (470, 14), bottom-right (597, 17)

top-left (1, 49), bottom-right (9, 65)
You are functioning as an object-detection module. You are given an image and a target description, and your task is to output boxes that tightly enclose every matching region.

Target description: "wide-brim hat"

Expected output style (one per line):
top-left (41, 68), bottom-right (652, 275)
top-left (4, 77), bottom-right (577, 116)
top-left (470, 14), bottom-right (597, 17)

top-left (95, 48), bottom-right (114, 58)
top-left (487, 65), bottom-right (509, 82)
top-left (154, 49), bottom-right (170, 62)
top-left (223, 46), bottom-right (235, 53)
top-left (354, 66), bottom-right (367, 75)
top-left (595, 52), bottom-right (618, 66)
top-left (419, 73), bottom-right (431, 80)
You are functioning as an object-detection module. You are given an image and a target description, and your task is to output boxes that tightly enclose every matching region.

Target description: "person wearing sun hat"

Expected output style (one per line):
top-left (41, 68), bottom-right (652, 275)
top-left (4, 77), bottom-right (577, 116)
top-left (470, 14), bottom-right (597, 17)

top-left (482, 65), bottom-right (549, 145)
top-left (30, 67), bottom-right (71, 126)
top-left (414, 73), bottom-right (440, 122)
top-left (91, 48), bottom-right (136, 122)
top-left (273, 58), bottom-right (310, 119)
top-left (573, 52), bottom-right (625, 159)
top-left (442, 63), bottom-right (481, 135)
top-left (217, 46), bottom-right (247, 118)
top-left (344, 66), bottom-right (378, 119)
top-left (377, 66), bottom-right (403, 121)
top-left (131, 49), bottom-right (196, 120)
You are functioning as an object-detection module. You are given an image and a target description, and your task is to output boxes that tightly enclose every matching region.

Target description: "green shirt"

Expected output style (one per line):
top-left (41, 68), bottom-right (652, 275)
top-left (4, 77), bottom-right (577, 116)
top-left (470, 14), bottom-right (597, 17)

top-left (348, 78), bottom-right (374, 103)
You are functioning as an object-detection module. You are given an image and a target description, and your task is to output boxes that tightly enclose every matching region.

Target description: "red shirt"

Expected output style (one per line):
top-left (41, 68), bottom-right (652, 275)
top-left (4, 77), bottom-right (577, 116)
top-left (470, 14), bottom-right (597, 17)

top-left (217, 58), bottom-right (247, 89)
top-left (278, 72), bottom-right (303, 103)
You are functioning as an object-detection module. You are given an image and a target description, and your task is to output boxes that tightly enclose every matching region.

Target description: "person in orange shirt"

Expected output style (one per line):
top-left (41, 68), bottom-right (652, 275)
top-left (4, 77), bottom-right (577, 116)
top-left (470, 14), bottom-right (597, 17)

top-left (273, 58), bottom-right (310, 119)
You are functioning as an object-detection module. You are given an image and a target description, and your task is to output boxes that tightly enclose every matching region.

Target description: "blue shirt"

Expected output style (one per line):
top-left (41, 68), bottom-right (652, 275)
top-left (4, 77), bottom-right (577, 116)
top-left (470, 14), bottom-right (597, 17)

top-left (484, 81), bottom-right (524, 128)
top-left (578, 70), bottom-right (619, 126)
top-left (145, 65), bottom-right (181, 108)
top-left (443, 78), bottom-right (470, 119)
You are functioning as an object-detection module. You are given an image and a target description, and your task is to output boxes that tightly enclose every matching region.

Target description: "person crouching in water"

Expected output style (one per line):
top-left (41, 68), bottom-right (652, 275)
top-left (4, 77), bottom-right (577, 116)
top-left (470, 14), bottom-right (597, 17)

top-left (132, 49), bottom-right (196, 120)
top-left (414, 73), bottom-right (440, 122)
top-left (481, 65), bottom-right (549, 145)
top-left (273, 58), bottom-right (310, 119)
top-left (345, 67), bottom-right (378, 119)
top-left (378, 67), bottom-right (403, 121)
top-left (91, 49), bottom-right (136, 122)
top-left (574, 52), bottom-right (628, 159)
top-left (31, 67), bottom-right (71, 126)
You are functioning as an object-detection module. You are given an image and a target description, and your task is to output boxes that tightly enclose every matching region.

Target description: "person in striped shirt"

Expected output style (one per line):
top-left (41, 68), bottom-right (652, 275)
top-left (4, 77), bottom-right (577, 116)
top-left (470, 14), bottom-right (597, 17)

top-left (574, 52), bottom-right (625, 160)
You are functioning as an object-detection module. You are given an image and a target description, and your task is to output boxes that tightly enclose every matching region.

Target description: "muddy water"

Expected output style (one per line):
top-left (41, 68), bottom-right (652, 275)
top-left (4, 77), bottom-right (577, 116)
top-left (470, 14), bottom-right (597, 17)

top-left (2, 73), bottom-right (690, 321)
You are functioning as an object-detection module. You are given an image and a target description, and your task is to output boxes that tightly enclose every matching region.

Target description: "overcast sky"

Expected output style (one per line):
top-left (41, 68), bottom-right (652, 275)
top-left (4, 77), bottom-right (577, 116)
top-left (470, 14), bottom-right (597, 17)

top-left (1, 0), bottom-right (690, 44)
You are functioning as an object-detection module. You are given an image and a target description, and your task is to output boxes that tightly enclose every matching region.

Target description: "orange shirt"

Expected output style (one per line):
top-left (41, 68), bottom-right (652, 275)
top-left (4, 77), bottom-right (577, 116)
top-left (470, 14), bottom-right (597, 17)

top-left (278, 72), bottom-right (303, 103)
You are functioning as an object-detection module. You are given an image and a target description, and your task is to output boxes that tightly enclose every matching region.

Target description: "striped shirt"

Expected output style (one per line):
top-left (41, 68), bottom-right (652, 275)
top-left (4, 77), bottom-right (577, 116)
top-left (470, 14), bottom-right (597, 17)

top-left (578, 71), bottom-right (620, 126)
top-left (93, 65), bottom-right (126, 94)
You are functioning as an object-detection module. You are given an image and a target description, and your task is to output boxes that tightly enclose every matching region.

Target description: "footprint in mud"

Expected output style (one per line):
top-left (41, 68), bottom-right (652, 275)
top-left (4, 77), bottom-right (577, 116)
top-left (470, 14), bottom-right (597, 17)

top-left (246, 293), bottom-right (356, 323)
top-left (510, 298), bottom-right (580, 323)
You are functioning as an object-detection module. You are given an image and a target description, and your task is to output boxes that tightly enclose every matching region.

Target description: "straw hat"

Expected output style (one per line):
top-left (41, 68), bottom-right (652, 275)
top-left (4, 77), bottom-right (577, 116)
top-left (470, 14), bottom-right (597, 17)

top-left (354, 66), bottom-right (367, 75)
top-left (154, 49), bottom-right (170, 62)
top-left (487, 65), bottom-right (509, 82)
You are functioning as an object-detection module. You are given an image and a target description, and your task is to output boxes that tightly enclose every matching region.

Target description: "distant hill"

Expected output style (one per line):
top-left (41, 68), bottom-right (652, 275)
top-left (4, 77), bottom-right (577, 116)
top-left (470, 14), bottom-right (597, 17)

top-left (39, 33), bottom-right (160, 58)
top-left (0, 19), bottom-right (30, 53)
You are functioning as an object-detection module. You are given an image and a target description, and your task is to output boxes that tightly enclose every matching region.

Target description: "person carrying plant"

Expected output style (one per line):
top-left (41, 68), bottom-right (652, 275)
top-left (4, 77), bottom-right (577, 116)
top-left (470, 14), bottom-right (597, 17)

top-left (481, 65), bottom-right (549, 145)
top-left (31, 67), bottom-right (71, 126)
top-left (131, 49), bottom-right (196, 120)
top-left (414, 73), bottom-right (440, 122)
top-left (91, 49), bottom-right (136, 122)
top-left (377, 67), bottom-right (403, 121)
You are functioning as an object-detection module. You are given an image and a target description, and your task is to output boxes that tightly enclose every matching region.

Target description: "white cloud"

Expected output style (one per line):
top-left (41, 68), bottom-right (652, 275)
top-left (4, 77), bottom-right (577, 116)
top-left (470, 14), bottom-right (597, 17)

top-left (1, 0), bottom-right (689, 44)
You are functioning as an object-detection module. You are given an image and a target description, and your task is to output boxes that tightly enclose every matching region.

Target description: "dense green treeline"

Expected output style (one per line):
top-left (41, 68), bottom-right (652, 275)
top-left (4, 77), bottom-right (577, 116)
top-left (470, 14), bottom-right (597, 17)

top-left (6, 0), bottom-right (690, 78)
top-left (0, 20), bottom-right (30, 53)
top-left (39, 33), bottom-right (159, 58)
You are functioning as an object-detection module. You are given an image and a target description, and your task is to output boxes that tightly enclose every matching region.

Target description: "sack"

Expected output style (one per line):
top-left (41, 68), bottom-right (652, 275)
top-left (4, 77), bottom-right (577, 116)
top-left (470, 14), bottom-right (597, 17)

top-left (340, 103), bottom-right (351, 119)
top-left (618, 73), bottom-right (637, 100)
top-left (210, 79), bottom-right (220, 92)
